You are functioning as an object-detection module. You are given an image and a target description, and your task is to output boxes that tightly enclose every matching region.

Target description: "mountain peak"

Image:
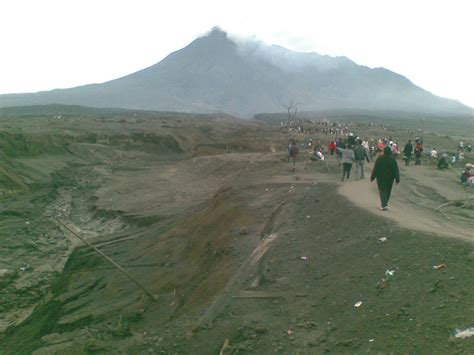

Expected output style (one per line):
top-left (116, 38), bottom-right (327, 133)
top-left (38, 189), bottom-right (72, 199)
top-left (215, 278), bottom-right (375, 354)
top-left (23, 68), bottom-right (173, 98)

top-left (189, 26), bottom-right (236, 53)
top-left (0, 29), bottom-right (470, 117)
top-left (208, 26), bottom-right (228, 38)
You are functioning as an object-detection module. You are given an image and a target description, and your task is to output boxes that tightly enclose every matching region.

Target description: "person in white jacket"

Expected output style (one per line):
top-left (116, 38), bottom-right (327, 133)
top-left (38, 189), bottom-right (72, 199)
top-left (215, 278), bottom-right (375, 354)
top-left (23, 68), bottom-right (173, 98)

top-left (337, 146), bottom-right (356, 181)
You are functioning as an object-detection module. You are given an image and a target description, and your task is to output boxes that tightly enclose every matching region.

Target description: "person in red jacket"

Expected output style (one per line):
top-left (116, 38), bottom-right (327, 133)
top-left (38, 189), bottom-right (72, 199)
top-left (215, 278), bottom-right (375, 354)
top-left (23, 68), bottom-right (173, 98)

top-left (328, 140), bottom-right (336, 156)
top-left (414, 143), bottom-right (423, 165)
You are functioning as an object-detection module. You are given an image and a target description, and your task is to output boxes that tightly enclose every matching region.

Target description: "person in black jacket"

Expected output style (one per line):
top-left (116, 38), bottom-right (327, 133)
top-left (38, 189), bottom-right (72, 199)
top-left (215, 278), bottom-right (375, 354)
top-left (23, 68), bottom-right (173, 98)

top-left (370, 146), bottom-right (400, 210)
top-left (403, 140), bottom-right (413, 166)
top-left (354, 139), bottom-right (370, 180)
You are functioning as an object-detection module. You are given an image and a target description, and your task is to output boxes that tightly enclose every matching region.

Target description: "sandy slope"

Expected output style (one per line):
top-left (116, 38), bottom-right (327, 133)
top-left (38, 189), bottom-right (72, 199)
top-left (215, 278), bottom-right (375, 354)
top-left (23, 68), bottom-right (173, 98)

top-left (338, 162), bottom-right (474, 242)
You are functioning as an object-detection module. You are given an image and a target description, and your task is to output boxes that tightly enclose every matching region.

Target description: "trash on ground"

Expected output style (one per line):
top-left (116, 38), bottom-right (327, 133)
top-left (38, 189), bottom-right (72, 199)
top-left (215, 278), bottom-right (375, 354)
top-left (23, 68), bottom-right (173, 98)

top-left (300, 256), bottom-right (308, 260)
top-left (287, 329), bottom-right (294, 335)
top-left (385, 270), bottom-right (395, 277)
top-left (433, 263), bottom-right (446, 270)
top-left (378, 237), bottom-right (387, 242)
top-left (369, 339), bottom-right (375, 342)
top-left (454, 327), bottom-right (474, 339)
top-left (354, 301), bottom-right (363, 308)
top-left (306, 215), bottom-right (311, 218)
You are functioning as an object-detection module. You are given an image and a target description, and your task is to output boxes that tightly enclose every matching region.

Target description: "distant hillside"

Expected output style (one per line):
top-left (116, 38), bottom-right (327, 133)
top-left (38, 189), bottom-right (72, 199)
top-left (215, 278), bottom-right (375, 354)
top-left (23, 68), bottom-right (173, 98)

top-left (0, 27), bottom-right (472, 118)
top-left (0, 104), bottom-right (238, 120)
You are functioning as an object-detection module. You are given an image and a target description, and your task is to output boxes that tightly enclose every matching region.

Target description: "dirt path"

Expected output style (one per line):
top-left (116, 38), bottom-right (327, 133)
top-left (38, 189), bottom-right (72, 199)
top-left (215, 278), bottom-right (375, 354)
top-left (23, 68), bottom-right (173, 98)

top-left (338, 163), bottom-right (474, 242)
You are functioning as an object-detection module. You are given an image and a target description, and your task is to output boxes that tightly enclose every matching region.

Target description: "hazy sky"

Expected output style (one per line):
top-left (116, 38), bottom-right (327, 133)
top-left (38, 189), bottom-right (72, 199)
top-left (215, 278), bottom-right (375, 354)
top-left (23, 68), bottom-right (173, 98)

top-left (1, 0), bottom-right (473, 108)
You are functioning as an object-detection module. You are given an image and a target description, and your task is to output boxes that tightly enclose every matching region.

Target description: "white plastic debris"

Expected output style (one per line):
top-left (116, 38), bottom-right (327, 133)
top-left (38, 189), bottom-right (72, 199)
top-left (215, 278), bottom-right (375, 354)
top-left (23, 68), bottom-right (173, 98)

top-left (354, 301), bottom-right (363, 308)
top-left (378, 237), bottom-right (387, 242)
top-left (385, 270), bottom-right (395, 277)
top-left (454, 327), bottom-right (474, 339)
top-left (300, 256), bottom-right (308, 260)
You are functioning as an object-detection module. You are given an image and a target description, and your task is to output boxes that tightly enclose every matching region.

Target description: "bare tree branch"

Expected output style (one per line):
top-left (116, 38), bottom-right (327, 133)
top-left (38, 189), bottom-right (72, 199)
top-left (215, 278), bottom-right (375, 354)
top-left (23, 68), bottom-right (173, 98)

top-left (284, 100), bottom-right (299, 125)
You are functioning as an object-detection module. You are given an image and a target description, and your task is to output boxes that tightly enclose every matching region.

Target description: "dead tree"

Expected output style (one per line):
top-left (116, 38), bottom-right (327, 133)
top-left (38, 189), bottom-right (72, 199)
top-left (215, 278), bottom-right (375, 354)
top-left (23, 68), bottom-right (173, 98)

top-left (284, 100), bottom-right (299, 126)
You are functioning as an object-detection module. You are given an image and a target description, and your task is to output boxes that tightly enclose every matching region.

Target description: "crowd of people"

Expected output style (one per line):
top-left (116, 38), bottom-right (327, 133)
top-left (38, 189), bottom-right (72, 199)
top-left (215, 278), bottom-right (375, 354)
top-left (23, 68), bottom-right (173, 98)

top-left (287, 125), bottom-right (473, 208)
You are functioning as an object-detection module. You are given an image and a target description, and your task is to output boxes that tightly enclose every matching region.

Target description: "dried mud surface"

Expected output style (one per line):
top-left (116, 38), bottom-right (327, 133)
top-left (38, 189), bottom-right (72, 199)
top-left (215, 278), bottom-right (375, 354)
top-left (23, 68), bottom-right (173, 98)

top-left (0, 114), bottom-right (473, 354)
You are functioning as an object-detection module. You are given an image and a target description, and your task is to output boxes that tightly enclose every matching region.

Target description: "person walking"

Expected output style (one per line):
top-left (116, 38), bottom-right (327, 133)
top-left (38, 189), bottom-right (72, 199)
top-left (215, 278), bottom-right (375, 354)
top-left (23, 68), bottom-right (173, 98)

top-left (337, 145), bottom-right (355, 181)
top-left (328, 140), bottom-right (336, 156)
top-left (288, 140), bottom-right (299, 171)
top-left (403, 140), bottom-right (413, 166)
top-left (370, 146), bottom-right (400, 210)
top-left (353, 139), bottom-right (370, 180)
top-left (335, 138), bottom-right (346, 166)
top-left (414, 142), bottom-right (423, 165)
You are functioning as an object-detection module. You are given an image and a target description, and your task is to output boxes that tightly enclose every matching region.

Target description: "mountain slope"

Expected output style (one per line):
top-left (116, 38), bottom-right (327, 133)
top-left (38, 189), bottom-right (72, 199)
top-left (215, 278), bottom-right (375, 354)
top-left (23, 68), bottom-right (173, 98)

top-left (0, 28), bottom-right (471, 118)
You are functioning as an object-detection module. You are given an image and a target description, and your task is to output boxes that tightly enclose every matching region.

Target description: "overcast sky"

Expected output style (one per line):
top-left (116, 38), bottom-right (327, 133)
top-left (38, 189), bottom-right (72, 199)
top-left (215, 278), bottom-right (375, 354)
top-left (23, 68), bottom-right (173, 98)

top-left (1, 0), bottom-right (473, 108)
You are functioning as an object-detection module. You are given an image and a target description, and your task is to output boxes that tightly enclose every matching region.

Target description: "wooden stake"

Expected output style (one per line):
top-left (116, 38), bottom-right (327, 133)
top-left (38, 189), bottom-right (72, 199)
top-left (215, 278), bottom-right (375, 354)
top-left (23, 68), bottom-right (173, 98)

top-left (219, 339), bottom-right (230, 355)
top-left (54, 219), bottom-right (157, 302)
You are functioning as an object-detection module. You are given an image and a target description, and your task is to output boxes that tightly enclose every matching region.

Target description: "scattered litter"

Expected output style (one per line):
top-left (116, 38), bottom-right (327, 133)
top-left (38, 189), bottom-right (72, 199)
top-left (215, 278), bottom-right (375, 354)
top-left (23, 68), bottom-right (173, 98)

top-left (265, 188), bottom-right (269, 192)
top-left (385, 270), bottom-right (395, 277)
top-left (25, 221), bottom-right (30, 225)
top-left (287, 329), bottom-right (294, 336)
top-left (354, 301), bottom-right (363, 308)
top-left (433, 264), bottom-right (446, 270)
top-left (454, 327), bottom-right (474, 339)
top-left (369, 339), bottom-right (375, 342)
top-left (306, 215), bottom-right (311, 219)
top-left (378, 237), bottom-right (387, 242)
top-left (300, 256), bottom-right (308, 260)
top-left (20, 267), bottom-right (27, 272)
